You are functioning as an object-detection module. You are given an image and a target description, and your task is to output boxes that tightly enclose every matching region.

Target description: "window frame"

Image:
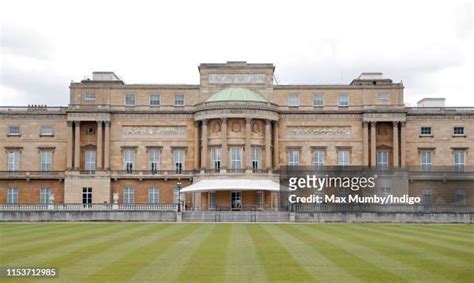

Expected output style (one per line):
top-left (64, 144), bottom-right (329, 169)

top-left (453, 127), bottom-right (465, 136)
top-left (40, 188), bottom-right (51, 204)
top-left (84, 150), bottom-right (96, 171)
top-left (148, 187), bottom-right (160, 204)
top-left (211, 147), bottom-right (221, 171)
top-left (313, 150), bottom-right (325, 169)
top-left (251, 146), bottom-right (262, 171)
top-left (123, 148), bottom-right (135, 172)
top-left (84, 93), bottom-right (96, 101)
top-left (40, 150), bottom-right (52, 172)
top-left (149, 94), bottom-right (161, 106)
top-left (40, 126), bottom-right (54, 136)
top-left (338, 94), bottom-right (349, 106)
top-left (313, 94), bottom-right (324, 107)
top-left (288, 149), bottom-right (300, 167)
top-left (124, 94), bottom-right (136, 106)
top-left (378, 93), bottom-right (389, 102)
top-left (174, 94), bottom-right (185, 107)
top-left (7, 150), bottom-right (20, 172)
top-left (420, 127), bottom-right (432, 136)
top-left (7, 188), bottom-right (18, 204)
top-left (148, 149), bottom-right (160, 172)
top-left (337, 150), bottom-right (350, 166)
top-left (377, 150), bottom-right (389, 170)
top-left (8, 125), bottom-right (20, 136)
top-left (288, 94), bottom-right (299, 107)
top-left (230, 147), bottom-right (242, 169)
top-left (173, 148), bottom-right (185, 173)
top-left (421, 151), bottom-right (432, 172)
top-left (123, 187), bottom-right (135, 204)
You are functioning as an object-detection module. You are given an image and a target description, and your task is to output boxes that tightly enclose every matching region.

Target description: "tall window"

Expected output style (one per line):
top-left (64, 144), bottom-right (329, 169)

top-left (40, 188), bottom-right (50, 204)
top-left (211, 147), bottom-right (221, 171)
top-left (313, 150), bottom-right (324, 169)
top-left (256, 190), bottom-right (264, 209)
top-left (149, 188), bottom-right (160, 204)
top-left (421, 151), bottom-right (432, 172)
top-left (148, 149), bottom-right (160, 172)
top-left (454, 150), bottom-right (465, 171)
top-left (251, 147), bottom-right (262, 172)
top-left (421, 189), bottom-right (432, 206)
top-left (210, 192), bottom-right (216, 209)
top-left (377, 150), bottom-right (389, 170)
top-left (313, 94), bottom-right (324, 106)
top-left (125, 94), bottom-right (135, 106)
top-left (338, 94), bottom-right (349, 106)
top-left (338, 150), bottom-right (350, 166)
top-left (8, 125), bottom-right (20, 136)
top-left (288, 94), bottom-right (299, 107)
top-left (173, 149), bottom-right (185, 173)
top-left (40, 126), bottom-right (54, 136)
top-left (231, 147), bottom-right (242, 169)
top-left (40, 150), bottom-right (52, 171)
top-left (173, 187), bottom-right (180, 203)
top-left (149, 94), bottom-right (161, 106)
top-left (82, 187), bottom-right (92, 206)
top-left (124, 149), bottom-right (135, 172)
top-left (7, 150), bottom-right (19, 172)
top-left (7, 188), bottom-right (18, 204)
top-left (454, 189), bottom-right (465, 205)
top-left (175, 94), bottom-right (185, 106)
top-left (288, 149), bottom-right (299, 166)
top-left (123, 187), bottom-right (134, 204)
top-left (85, 150), bottom-right (96, 171)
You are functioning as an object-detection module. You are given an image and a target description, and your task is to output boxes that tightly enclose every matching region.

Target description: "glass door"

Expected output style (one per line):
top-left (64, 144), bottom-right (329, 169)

top-left (231, 191), bottom-right (242, 210)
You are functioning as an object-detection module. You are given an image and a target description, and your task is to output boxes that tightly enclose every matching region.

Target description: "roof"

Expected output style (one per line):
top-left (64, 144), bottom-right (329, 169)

top-left (207, 87), bottom-right (267, 102)
top-left (180, 179), bottom-right (281, 193)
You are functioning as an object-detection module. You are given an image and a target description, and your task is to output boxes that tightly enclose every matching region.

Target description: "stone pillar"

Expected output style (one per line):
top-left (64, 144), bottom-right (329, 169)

top-left (273, 121), bottom-right (279, 170)
top-left (201, 119), bottom-right (208, 169)
top-left (66, 121), bottom-right (73, 169)
top-left (265, 120), bottom-right (272, 169)
top-left (74, 121), bottom-right (80, 169)
top-left (392, 121), bottom-right (399, 168)
top-left (245, 118), bottom-right (252, 171)
top-left (363, 122), bottom-right (369, 166)
top-left (104, 121), bottom-right (110, 170)
top-left (221, 118), bottom-right (228, 171)
top-left (400, 122), bottom-right (406, 168)
top-left (194, 121), bottom-right (200, 170)
top-left (97, 121), bottom-right (103, 169)
top-left (370, 122), bottom-right (377, 167)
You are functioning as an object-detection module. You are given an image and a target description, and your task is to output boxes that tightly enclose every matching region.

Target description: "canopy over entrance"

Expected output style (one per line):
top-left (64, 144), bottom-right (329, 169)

top-left (181, 179), bottom-right (280, 193)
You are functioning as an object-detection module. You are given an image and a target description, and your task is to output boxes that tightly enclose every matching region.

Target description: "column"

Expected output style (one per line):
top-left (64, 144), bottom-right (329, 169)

top-left (104, 121), bottom-right (110, 170)
top-left (393, 121), bottom-right (399, 168)
top-left (363, 122), bottom-right (369, 166)
top-left (194, 121), bottom-right (200, 170)
top-left (221, 118), bottom-right (228, 171)
top-left (370, 122), bottom-right (377, 167)
top-left (273, 121), bottom-right (279, 170)
top-left (97, 121), bottom-right (103, 169)
top-left (201, 119), bottom-right (208, 169)
top-left (400, 122), bottom-right (406, 168)
top-left (245, 118), bottom-right (252, 171)
top-left (74, 121), bottom-right (80, 169)
top-left (66, 121), bottom-right (73, 169)
top-left (265, 120), bottom-right (272, 169)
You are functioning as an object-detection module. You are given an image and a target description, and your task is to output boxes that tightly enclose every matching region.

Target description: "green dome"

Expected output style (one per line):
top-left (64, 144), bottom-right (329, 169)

top-left (207, 88), bottom-right (267, 102)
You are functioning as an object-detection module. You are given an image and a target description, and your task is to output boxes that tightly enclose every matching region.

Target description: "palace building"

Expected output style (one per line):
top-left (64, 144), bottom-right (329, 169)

top-left (0, 61), bottom-right (473, 209)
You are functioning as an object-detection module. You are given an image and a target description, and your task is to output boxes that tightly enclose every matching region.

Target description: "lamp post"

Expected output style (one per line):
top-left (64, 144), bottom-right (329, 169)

top-left (177, 181), bottom-right (182, 212)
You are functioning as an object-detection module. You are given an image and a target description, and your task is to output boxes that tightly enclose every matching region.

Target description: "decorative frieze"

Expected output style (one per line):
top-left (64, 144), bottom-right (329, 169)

top-left (122, 126), bottom-right (187, 138)
top-left (287, 126), bottom-right (352, 138)
top-left (208, 73), bottom-right (266, 84)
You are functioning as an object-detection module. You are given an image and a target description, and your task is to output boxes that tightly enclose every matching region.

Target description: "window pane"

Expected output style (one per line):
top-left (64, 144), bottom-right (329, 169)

top-left (313, 94), bottom-right (324, 106)
top-left (8, 151), bottom-right (19, 171)
top-left (150, 94), bottom-right (160, 106)
top-left (85, 150), bottom-right (96, 171)
top-left (175, 94), bottom-right (185, 106)
top-left (338, 95), bottom-right (349, 106)
top-left (40, 151), bottom-right (52, 171)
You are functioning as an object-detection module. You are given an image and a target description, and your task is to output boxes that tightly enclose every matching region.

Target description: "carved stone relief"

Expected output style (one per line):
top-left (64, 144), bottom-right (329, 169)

top-left (287, 126), bottom-right (351, 138)
top-left (122, 126), bottom-right (186, 138)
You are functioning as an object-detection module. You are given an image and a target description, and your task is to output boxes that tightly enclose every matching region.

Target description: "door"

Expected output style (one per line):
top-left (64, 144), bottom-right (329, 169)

top-left (82, 187), bottom-right (92, 208)
top-left (231, 191), bottom-right (242, 210)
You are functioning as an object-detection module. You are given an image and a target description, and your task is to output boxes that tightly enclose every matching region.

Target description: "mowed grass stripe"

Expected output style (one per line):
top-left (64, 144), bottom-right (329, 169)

top-left (129, 224), bottom-right (215, 282)
top-left (0, 223), bottom-right (89, 246)
top-left (0, 223), bottom-right (70, 237)
top-left (285, 225), bottom-right (405, 282)
top-left (176, 224), bottom-right (231, 283)
top-left (409, 224), bottom-right (474, 237)
top-left (224, 225), bottom-right (268, 283)
top-left (264, 224), bottom-right (360, 283)
top-left (345, 225), bottom-right (474, 282)
top-left (247, 224), bottom-right (313, 283)
top-left (85, 224), bottom-right (200, 282)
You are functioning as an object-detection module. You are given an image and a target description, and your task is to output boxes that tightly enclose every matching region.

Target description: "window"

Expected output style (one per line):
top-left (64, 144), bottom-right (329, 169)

top-left (378, 93), bottom-right (389, 102)
top-left (149, 188), bottom-right (160, 204)
top-left (40, 126), bottom-right (54, 136)
top-left (125, 94), bottom-right (135, 106)
top-left (173, 148), bottom-right (185, 173)
top-left (150, 94), bottom-right (160, 106)
top-left (420, 127), bottom-right (432, 136)
top-left (123, 149), bottom-right (135, 172)
top-left (288, 94), bottom-right (299, 107)
top-left (211, 147), bottom-right (221, 171)
top-left (40, 150), bottom-right (52, 171)
top-left (175, 94), bottom-right (185, 106)
top-left (173, 187), bottom-right (180, 203)
top-left (338, 150), bottom-right (350, 166)
top-left (148, 149), bottom-right (160, 172)
top-left (421, 189), bottom-right (432, 206)
top-left (454, 189), bottom-right (466, 205)
top-left (8, 126), bottom-right (20, 136)
top-left (123, 187), bottom-right (134, 204)
top-left (231, 147), bottom-right (242, 169)
top-left (210, 191), bottom-right (217, 209)
top-left (313, 94), bottom-right (324, 106)
top-left (84, 150), bottom-right (96, 171)
top-left (313, 150), bottom-right (324, 169)
top-left (7, 188), bottom-right (18, 204)
top-left (256, 190), bottom-right (264, 209)
top-left (40, 188), bottom-right (50, 204)
top-left (251, 147), bottom-right (262, 172)
top-left (421, 151), bottom-right (432, 172)
top-left (86, 127), bottom-right (95, 135)
top-left (377, 150), bottom-right (389, 170)
top-left (453, 127), bottom-right (465, 136)
top-left (85, 93), bottom-right (96, 101)
top-left (82, 187), bottom-right (92, 206)
top-left (288, 149), bottom-right (299, 166)
top-left (338, 94), bottom-right (349, 106)
top-left (454, 150), bottom-right (465, 171)
top-left (7, 151), bottom-right (19, 172)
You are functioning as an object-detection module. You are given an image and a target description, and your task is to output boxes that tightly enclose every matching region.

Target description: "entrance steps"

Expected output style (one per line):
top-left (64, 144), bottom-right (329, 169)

top-left (182, 210), bottom-right (290, 222)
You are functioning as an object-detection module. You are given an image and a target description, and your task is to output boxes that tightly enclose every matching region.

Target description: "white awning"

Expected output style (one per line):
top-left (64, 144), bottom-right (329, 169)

top-left (180, 179), bottom-right (281, 193)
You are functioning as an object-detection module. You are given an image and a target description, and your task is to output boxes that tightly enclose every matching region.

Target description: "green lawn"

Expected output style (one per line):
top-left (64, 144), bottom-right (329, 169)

top-left (0, 223), bottom-right (473, 282)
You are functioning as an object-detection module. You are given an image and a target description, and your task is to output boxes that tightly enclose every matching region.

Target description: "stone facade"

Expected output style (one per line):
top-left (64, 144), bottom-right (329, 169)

top-left (0, 61), bottom-right (473, 208)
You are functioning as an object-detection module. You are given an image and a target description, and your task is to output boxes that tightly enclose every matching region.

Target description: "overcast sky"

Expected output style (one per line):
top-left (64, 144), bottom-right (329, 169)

top-left (1, 0), bottom-right (473, 106)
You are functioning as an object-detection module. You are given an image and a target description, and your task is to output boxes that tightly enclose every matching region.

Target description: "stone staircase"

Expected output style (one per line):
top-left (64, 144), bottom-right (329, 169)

top-left (182, 211), bottom-right (290, 222)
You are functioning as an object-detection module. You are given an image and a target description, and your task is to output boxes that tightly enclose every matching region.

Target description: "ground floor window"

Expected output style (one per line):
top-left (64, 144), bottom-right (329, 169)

top-left (256, 190), bottom-right (264, 209)
top-left (7, 188), bottom-right (18, 204)
top-left (231, 191), bottom-right (242, 210)
top-left (210, 192), bottom-right (216, 209)
top-left (40, 188), bottom-right (51, 204)
top-left (82, 187), bottom-right (92, 207)
top-left (149, 187), bottom-right (160, 204)
top-left (454, 189), bottom-right (465, 205)
top-left (421, 189), bottom-right (432, 206)
top-left (123, 187), bottom-right (134, 204)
